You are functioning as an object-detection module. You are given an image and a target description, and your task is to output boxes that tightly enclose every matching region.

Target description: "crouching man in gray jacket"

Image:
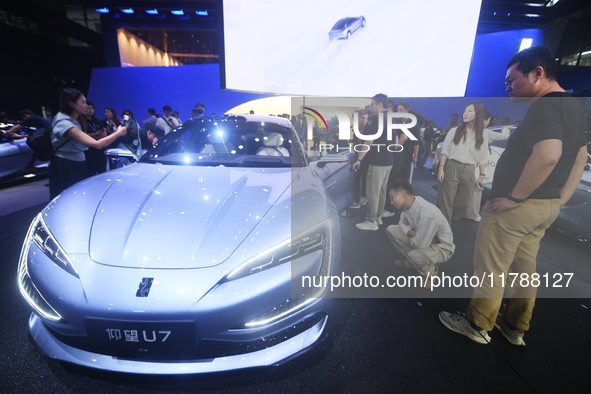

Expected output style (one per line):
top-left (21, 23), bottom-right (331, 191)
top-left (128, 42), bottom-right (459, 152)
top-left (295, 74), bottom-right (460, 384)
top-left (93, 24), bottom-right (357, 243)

top-left (386, 181), bottom-right (455, 285)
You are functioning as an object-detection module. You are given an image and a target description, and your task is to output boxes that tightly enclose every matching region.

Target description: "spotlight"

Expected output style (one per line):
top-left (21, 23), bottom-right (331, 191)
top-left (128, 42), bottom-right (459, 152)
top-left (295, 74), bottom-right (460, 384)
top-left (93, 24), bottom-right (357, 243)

top-left (95, 7), bottom-right (109, 14)
top-left (519, 38), bottom-right (533, 51)
top-left (171, 9), bottom-right (184, 16)
top-left (196, 10), bottom-right (209, 16)
top-left (121, 8), bottom-right (134, 14)
top-left (145, 9), bottom-right (158, 15)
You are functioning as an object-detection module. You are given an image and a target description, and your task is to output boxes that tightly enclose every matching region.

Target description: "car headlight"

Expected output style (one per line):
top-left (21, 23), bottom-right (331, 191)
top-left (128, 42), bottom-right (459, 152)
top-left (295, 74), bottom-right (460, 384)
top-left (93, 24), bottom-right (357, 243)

top-left (224, 219), bottom-right (332, 282)
top-left (27, 213), bottom-right (78, 277)
top-left (226, 219), bottom-right (333, 329)
top-left (17, 213), bottom-right (72, 323)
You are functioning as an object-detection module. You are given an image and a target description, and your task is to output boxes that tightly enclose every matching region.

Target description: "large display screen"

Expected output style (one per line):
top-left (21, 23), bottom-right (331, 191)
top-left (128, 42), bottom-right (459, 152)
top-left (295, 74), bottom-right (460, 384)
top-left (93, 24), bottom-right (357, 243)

top-left (221, 0), bottom-right (482, 97)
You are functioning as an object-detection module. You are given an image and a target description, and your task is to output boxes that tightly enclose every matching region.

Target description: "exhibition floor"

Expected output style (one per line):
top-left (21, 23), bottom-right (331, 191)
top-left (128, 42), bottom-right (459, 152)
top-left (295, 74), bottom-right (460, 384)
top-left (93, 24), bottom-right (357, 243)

top-left (1, 167), bottom-right (590, 393)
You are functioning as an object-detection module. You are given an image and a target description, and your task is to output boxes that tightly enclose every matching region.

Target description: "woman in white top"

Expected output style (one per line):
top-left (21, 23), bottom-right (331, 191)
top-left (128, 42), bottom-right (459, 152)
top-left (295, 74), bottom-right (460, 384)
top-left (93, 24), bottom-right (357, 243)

top-left (463, 110), bottom-right (513, 221)
top-left (436, 102), bottom-right (488, 224)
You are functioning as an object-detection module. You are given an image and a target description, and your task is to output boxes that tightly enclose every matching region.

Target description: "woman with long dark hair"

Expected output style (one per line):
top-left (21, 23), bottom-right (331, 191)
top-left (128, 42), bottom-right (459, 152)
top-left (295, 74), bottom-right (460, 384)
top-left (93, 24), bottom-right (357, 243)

top-left (102, 107), bottom-right (121, 133)
top-left (49, 88), bottom-right (127, 199)
top-left (121, 108), bottom-right (140, 152)
top-left (436, 102), bottom-right (488, 224)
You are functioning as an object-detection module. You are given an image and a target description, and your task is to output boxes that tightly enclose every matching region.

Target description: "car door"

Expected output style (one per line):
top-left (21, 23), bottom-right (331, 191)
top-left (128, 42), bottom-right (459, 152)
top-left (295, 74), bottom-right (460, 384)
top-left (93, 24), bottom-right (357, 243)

top-left (312, 151), bottom-right (356, 213)
top-left (552, 182), bottom-right (591, 242)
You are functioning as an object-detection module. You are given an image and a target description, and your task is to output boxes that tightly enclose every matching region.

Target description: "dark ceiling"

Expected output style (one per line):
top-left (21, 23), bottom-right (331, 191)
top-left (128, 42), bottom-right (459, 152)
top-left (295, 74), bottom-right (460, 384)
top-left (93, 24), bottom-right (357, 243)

top-left (479, 0), bottom-right (591, 28)
top-left (3, 0), bottom-right (591, 65)
top-left (1, 0), bottom-right (590, 114)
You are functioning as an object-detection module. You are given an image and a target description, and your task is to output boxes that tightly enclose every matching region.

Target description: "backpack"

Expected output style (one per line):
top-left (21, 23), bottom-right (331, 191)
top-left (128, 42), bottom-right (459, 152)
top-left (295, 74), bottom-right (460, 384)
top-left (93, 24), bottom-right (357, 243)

top-left (26, 120), bottom-right (70, 161)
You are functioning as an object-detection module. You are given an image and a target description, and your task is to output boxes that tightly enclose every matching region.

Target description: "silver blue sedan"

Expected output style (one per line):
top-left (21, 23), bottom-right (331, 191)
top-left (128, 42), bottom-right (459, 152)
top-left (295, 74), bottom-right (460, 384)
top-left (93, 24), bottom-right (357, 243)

top-left (17, 114), bottom-right (355, 374)
top-left (329, 16), bottom-right (366, 40)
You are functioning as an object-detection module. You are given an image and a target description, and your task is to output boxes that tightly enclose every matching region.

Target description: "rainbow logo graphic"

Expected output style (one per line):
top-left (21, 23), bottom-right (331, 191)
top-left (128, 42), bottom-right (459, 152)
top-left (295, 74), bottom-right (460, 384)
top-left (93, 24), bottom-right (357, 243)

top-left (303, 107), bottom-right (328, 130)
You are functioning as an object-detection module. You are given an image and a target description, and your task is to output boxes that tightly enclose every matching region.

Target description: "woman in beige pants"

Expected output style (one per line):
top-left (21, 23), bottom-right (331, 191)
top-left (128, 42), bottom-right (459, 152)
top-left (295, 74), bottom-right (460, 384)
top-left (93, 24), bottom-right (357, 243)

top-left (437, 102), bottom-right (488, 224)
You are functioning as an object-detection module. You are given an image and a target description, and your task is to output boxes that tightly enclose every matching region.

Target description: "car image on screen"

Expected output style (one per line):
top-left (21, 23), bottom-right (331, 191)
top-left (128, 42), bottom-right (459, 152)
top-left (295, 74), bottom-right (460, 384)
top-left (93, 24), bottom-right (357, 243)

top-left (17, 114), bottom-right (356, 374)
top-left (328, 16), bottom-right (366, 40)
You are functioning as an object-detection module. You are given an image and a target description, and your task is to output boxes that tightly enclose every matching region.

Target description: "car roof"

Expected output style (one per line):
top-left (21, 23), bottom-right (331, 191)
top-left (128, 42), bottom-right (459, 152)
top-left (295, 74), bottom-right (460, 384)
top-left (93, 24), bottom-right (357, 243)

top-left (333, 17), bottom-right (357, 28)
top-left (223, 114), bottom-right (292, 127)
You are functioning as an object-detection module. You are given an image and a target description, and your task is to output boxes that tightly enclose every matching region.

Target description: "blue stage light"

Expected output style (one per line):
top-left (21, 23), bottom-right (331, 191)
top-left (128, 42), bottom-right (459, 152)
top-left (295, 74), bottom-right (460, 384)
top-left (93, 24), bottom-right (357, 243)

top-left (171, 9), bottom-right (184, 16)
top-left (95, 7), bottom-right (109, 14)
top-left (145, 9), bottom-right (159, 15)
top-left (121, 8), bottom-right (134, 14)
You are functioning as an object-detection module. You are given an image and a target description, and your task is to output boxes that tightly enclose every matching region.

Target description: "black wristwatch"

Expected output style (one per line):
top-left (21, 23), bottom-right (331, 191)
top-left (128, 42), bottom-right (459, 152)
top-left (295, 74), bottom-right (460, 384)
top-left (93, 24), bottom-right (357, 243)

top-left (507, 192), bottom-right (525, 204)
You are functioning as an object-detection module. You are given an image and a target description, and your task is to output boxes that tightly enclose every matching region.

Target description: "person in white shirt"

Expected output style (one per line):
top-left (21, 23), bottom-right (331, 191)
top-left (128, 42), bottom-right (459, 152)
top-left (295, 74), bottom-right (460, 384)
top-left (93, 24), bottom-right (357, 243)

top-left (155, 105), bottom-right (179, 134)
top-left (436, 102), bottom-right (489, 224)
top-left (463, 110), bottom-right (512, 221)
top-left (385, 181), bottom-right (455, 283)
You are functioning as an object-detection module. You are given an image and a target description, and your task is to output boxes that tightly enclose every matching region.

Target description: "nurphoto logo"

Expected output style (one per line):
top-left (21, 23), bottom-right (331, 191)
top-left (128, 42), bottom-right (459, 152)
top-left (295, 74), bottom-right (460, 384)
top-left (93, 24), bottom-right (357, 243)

top-left (303, 106), bottom-right (418, 153)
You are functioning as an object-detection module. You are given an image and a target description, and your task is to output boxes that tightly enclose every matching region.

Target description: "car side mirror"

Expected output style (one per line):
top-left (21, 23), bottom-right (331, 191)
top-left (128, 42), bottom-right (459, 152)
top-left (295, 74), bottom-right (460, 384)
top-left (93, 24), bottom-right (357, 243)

top-left (105, 148), bottom-right (139, 171)
top-left (104, 148), bottom-right (136, 159)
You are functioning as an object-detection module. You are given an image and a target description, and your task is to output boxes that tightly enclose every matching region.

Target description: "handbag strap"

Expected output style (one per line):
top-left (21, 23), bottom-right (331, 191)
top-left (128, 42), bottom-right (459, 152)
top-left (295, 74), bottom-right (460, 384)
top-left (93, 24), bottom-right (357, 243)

top-left (54, 137), bottom-right (72, 151)
top-left (162, 116), bottom-right (176, 130)
top-left (52, 118), bottom-right (72, 152)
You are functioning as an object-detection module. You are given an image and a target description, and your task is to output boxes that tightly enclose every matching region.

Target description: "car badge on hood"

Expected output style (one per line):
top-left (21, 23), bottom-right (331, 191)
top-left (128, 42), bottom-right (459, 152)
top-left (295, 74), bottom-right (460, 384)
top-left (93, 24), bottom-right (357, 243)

top-left (136, 278), bottom-right (154, 297)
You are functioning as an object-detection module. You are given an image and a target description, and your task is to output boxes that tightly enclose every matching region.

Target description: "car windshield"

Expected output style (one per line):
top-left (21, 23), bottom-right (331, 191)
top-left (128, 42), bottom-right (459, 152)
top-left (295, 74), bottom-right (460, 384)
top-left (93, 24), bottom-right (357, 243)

top-left (140, 116), bottom-right (306, 168)
top-left (332, 19), bottom-right (349, 30)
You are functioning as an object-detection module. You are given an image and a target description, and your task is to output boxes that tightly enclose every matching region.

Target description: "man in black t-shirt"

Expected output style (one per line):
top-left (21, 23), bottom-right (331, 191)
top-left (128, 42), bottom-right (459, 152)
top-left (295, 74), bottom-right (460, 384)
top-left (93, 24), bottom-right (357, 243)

top-left (418, 120), bottom-right (435, 168)
top-left (439, 46), bottom-right (588, 346)
top-left (352, 94), bottom-right (395, 231)
top-left (396, 102), bottom-right (420, 182)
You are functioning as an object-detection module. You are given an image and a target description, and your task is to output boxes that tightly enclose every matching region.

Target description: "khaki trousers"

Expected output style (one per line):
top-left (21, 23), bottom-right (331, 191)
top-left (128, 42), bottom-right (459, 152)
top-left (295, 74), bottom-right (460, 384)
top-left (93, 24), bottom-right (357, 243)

top-left (464, 185), bottom-right (483, 220)
top-left (437, 159), bottom-right (476, 224)
top-left (365, 164), bottom-right (392, 223)
top-left (466, 198), bottom-right (560, 331)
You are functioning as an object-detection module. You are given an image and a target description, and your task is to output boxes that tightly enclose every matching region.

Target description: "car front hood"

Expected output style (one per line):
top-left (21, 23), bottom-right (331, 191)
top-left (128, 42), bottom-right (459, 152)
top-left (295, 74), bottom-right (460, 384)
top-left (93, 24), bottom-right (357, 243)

top-left (89, 165), bottom-right (294, 269)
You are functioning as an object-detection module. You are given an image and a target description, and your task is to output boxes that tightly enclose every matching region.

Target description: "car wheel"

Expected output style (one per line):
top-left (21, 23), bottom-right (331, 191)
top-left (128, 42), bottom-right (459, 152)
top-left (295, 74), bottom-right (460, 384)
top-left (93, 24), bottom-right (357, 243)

top-left (346, 31), bottom-right (351, 39)
top-left (361, 18), bottom-right (366, 27)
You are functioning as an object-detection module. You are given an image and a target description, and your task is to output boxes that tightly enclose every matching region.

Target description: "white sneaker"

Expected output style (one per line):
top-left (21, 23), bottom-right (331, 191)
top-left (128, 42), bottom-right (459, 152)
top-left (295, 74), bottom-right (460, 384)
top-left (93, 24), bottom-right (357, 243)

top-left (439, 312), bottom-right (491, 344)
top-left (360, 197), bottom-right (367, 205)
top-left (349, 201), bottom-right (361, 209)
top-left (376, 217), bottom-right (383, 226)
top-left (355, 220), bottom-right (378, 231)
top-left (495, 315), bottom-right (526, 346)
top-left (381, 210), bottom-right (396, 218)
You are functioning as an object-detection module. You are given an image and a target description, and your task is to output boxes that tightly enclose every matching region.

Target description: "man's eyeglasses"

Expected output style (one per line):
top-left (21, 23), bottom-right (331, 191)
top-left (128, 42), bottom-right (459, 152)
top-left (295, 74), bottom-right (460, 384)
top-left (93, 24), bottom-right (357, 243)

top-left (388, 191), bottom-right (403, 200)
top-left (505, 68), bottom-right (535, 87)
